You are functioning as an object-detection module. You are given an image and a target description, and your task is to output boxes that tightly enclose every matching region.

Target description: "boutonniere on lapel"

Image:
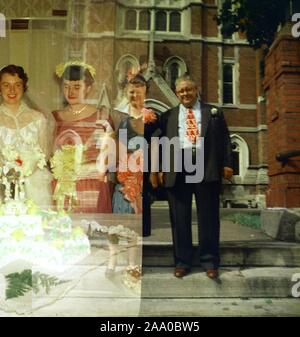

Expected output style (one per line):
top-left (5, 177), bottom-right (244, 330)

top-left (142, 107), bottom-right (157, 124)
top-left (211, 107), bottom-right (219, 117)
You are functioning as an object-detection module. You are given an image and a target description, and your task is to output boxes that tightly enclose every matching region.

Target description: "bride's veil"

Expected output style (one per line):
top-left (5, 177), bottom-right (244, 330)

top-left (23, 90), bottom-right (56, 160)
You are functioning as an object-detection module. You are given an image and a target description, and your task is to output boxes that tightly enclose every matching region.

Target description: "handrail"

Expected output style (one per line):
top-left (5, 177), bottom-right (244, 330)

top-left (276, 150), bottom-right (300, 163)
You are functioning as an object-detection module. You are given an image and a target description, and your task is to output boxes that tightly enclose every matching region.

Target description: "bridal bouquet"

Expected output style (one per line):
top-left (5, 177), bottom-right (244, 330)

top-left (51, 144), bottom-right (84, 211)
top-left (0, 145), bottom-right (46, 201)
top-left (1, 145), bottom-right (46, 175)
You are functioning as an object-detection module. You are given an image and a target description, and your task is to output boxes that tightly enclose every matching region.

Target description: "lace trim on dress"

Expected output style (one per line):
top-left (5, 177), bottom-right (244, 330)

top-left (0, 101), bottom-right (44, 130)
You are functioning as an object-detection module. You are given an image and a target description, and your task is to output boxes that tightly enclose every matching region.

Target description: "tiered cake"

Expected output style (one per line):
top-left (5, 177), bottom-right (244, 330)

top-left (0, 199), bottom-right (90, 270)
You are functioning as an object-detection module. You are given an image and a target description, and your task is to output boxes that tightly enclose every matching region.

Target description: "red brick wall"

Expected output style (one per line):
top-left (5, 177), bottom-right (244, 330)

top-left (202, 44), bottom-right (218, 102)
top-left (239, 47), bottom-right (257, 104)
top-left (264, 35), bottom-right (300, 207)
top-left (223, 108), bottom-right (258, 127)
top-left (191, 5), bottom-right (202, 35)
top-left (201, 7), bottom-right (218, 37)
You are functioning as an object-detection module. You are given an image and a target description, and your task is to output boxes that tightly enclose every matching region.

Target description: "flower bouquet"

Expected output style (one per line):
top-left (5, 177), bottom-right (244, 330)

top-left (51, 144), bottom-right (84, 211)
top-left (142, 107), bottom-right (157, 124)
top-left (0, 145), bottom-right (46, 202)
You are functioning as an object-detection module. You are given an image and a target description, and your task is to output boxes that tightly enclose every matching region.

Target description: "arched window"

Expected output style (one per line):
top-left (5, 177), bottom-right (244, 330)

top-left (170, 63), bottom-right (179, 91)
top-left (231, 143), bottom-right (240, 176)
top-left (230, 134), bottom-right (249, 178)
top-left (156, 11), bottom-right (167, 31)
top-left (116, 54), bottom-right (139, 83)
top-left (170, 11), bottom-right (181, 32)
top-left (139, 10), bottom-right (150, 30)
top-left (115, 54), bottom-right (140, 102)
top-left (163, 56), bottom-right (187, 91)
top-left (125, 9), bottom-right (137, 30)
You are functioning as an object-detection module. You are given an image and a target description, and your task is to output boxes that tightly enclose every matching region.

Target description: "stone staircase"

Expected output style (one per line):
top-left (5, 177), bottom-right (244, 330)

top-left (139, 205), bottom-right (300, 317)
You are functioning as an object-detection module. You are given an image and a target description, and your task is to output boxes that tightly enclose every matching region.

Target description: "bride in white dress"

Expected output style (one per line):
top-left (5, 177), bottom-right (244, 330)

top-left (0, 64), bottom-right (54, 208)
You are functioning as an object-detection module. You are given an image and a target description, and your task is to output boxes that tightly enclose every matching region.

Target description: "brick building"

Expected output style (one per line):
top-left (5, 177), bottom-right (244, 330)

top-left (0, 0), bottom-right (269, 207)
top-left (263, 23), bottom-right (300, 208)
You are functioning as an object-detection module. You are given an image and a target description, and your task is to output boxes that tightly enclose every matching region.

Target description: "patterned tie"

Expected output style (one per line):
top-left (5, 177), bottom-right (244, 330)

top-left (186, 108), bottom-right (199, 144)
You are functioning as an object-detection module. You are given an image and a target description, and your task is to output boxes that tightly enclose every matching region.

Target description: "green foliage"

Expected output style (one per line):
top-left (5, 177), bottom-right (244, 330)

top-left (226, 213), bottom-right (261, 229)
top-left (31, 271), bottom-right (68, 295)
top-left (5, 269), bottom-right (68, 300)
top-left (215, 0), bottom-right (290, 48)
top-left (5, 270), bottom-right (32, 299)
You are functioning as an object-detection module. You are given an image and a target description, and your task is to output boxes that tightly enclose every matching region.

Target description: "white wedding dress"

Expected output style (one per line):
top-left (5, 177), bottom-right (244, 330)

top-left (0, 101), bottom-right (53, 208)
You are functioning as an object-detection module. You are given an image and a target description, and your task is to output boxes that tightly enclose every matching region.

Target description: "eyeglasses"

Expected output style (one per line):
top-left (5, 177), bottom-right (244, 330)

top-left (176, 87), bottom-right (196, 95)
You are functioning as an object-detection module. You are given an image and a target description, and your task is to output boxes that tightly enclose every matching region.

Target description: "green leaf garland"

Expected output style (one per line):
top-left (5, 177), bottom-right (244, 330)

top-left (5, 269), bottom-right (69, 300)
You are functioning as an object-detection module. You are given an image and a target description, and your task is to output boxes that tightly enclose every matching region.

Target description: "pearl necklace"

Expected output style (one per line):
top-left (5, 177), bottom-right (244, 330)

top-left (68, 104), bottom-right (88, 116)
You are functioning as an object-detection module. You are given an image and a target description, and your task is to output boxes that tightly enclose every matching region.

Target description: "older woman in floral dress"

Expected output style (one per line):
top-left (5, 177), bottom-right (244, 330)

top-left (111, 74), bottom-right (159, 218)
top-left (105, 74), bottom-right (159, 277)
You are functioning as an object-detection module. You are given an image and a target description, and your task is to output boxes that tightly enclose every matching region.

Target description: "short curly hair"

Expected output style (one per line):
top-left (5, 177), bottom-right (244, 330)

top-left (0, 64), bottom-right (28, 92)
top-left (124, 74), bottom-right (149, 93)
top-left (61, 65), bottom-right (94, 87)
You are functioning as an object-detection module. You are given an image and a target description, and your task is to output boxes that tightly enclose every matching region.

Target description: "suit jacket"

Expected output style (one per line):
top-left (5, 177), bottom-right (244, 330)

top-left (159, 102), bottom-right (233, 187)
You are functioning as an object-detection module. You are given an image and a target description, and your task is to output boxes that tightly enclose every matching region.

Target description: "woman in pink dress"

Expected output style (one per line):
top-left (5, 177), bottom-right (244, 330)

top-left (52, 62), bottom-right (112, 213)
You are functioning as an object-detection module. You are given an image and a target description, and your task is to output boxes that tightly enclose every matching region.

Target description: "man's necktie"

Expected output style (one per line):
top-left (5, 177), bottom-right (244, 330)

top-left (186, 108), bottom-right (199, 144)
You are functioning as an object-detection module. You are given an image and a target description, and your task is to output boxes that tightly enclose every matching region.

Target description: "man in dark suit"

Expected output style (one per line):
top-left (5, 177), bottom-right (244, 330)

top-left (156, 75), bottom-right (233, 279)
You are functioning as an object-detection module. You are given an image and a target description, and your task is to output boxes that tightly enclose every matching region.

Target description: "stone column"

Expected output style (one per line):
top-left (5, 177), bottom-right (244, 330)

top-left (263, 25), bottom-right (300, 208)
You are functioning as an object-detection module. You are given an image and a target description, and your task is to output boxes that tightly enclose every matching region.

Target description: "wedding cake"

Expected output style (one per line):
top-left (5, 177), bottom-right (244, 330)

top-left (0, 142), bottom-right (91, 271)
top-left (0, 199), bottom-right (91, 271)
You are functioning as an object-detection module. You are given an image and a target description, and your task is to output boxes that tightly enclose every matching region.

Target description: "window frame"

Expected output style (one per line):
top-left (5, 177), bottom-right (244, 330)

top-left (163, 56), bottom-right (187, 91)
top-left (222, 59), bottom-right (236, 105)
top-left (229, 134), bottom-right (250, 181)
top-left (123, 8), bottom-right (182, 34)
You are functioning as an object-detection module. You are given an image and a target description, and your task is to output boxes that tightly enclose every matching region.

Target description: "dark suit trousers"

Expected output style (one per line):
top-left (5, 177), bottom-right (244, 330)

top-left (166, 173), bottom-right (221, 269)
top-left (143, 173), bottom-right (152, 237)
top-left (143, 190), bottom-right (151, 237)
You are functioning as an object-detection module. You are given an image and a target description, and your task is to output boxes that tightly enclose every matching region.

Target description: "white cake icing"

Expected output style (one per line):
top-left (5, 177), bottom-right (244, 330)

top-left (0, 215), bottom-right (43, 239)
top-left (0, 199), bottom-right (90, 271)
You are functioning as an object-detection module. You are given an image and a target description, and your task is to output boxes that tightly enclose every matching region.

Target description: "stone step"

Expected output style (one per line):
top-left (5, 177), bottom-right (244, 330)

top-left (152, 201), bottom-right (262, 214)
top-left (138, 298), bottom-right (300, 317)
top-left (141, 267), bottom-right (300, 298)
top-left (3, 298), bottom-right (299, 317)
top-left (142, 241), bottom-right (300, 267)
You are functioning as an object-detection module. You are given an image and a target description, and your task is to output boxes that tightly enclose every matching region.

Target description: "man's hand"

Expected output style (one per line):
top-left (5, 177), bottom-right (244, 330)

top-left (149, 173), bottom-right (159, 189)
top-left (222, 167), bottom-right (233, 180)
top-left (158, 172), bottom-right (164, 186)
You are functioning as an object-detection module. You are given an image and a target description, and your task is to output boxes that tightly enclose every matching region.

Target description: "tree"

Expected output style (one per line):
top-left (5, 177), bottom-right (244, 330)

top-left (215, 0), bottom-right (290, 49)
